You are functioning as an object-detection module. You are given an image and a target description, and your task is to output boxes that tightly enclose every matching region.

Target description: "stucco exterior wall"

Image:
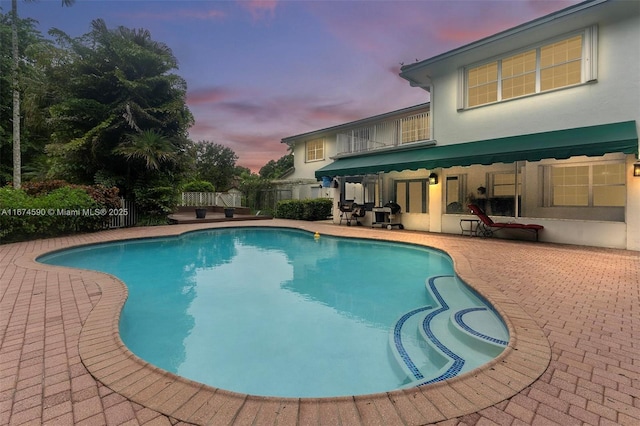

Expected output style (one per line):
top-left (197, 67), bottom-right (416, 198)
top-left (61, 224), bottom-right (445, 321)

top-left (286, 135), bottom-right (338, 181)
top-left (429, 7), bottom-right (640, 146)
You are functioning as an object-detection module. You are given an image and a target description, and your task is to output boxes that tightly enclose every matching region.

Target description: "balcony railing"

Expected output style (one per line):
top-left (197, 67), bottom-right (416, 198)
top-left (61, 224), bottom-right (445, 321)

top-left (335, 112), bottom-right (430, 156)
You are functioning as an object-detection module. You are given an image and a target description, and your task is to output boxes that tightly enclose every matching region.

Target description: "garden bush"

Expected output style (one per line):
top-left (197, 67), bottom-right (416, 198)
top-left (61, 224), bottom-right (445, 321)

top-left (183, 180), bottom-right (215, 192)
top-left (0, 186), bottom-right (107, 242)
top-left (275, 198), bottom-right (333, 221)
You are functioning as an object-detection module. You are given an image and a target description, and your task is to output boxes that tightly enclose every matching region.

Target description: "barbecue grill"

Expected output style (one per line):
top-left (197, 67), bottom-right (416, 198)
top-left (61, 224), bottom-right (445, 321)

top-left (338, 200), bottom-right (366, 226)
top-left (372, 202), bottom-right (403, 229)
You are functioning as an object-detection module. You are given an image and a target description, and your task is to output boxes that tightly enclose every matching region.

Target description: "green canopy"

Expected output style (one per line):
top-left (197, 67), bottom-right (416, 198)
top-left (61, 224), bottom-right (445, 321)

top-left (315, 121), bottom-right (638, 178)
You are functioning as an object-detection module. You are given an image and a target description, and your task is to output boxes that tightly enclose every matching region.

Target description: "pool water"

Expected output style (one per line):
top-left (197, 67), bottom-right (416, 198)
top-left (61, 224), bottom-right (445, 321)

top-left (39, 227), bottom-right (508, 398)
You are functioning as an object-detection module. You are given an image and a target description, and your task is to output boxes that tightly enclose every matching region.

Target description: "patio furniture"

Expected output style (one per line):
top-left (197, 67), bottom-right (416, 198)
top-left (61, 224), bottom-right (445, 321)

top-left (372, 202), bottom-right (403, 230)
top-left (468, 204), bottom-right (543, 241)
top-left (460, 219), bottom-right (480, 236)
top-left (339, 200), bottom-right (366, 226)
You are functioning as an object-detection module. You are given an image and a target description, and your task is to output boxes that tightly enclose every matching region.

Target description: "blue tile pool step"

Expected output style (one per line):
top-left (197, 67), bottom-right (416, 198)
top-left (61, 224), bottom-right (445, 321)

top-left (389, 275), bottom-right (509, 388)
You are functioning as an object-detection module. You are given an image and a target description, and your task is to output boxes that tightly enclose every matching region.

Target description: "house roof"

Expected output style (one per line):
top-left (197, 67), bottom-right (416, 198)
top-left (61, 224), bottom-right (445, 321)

top-left (281, 103), bottom-right (429, 144)
top-left (399, 0), bottom-right (612, 88)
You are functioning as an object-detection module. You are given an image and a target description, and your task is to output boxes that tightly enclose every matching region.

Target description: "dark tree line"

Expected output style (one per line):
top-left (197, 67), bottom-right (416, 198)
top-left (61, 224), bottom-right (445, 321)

top-left (1, 10), bottom-right (293, 220)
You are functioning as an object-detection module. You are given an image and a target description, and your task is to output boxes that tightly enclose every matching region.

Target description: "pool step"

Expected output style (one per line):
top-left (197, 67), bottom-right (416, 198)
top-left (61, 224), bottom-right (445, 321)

top-left (389, 305), bottom-right (447, 385)
top-left (389, 275), bottom-right (508, 386)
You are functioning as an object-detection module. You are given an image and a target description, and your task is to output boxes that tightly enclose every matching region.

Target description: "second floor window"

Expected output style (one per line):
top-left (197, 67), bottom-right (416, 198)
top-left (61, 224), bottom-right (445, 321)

top-left (462, 27), bottom-right (596, 108)
top-left (306, 139), bottom-right (324, 162)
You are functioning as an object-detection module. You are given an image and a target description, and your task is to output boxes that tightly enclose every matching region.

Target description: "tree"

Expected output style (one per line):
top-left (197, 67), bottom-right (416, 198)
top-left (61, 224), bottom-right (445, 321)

top-left (259, 153), bottom-right (294, 179)
top-left (192, 141), bottom-right (238, 191)
top-left (10, 0), bottom-right (74, 189)
top-left (44, 19), bottom-right (193, 191)
top-left (1, 12), bottom-right (48, 184)
top-left (115, 130), bottom-right (177, 172)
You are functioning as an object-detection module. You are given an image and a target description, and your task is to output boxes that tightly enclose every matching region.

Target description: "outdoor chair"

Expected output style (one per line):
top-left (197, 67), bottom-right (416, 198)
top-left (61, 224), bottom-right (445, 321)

top-left (468, 204), bottom-right (543, 241)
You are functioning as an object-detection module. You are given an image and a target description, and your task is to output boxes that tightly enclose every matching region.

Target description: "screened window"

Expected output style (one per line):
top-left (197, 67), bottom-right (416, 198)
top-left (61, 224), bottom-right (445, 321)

top-left (551, 163), bottom-right (625, 207)
top-left (462, 27), bottom-right (596, 108)
top-left (305, 139), bottom-right (324, 162)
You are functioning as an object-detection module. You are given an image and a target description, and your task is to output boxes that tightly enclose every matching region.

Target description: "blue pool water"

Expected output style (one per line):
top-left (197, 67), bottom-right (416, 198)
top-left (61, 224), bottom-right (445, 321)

top-left (39, 227), bottom-right (509, 397)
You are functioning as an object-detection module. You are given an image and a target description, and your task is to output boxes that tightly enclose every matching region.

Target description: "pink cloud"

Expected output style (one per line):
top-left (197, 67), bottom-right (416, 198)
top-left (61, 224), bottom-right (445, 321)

top-left (186, 87), bottom-right (238, 106)
top-left (236, 0), bottom-right (279, 21)
top-left (187, 93), bottom-right (384, 171)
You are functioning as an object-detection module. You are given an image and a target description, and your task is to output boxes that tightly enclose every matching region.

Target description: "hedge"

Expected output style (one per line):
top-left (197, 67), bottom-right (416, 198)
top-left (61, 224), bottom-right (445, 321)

top-left (275, 198), bottom-right (333, 221)
top-left (0, 184), bottom-right (119, 243)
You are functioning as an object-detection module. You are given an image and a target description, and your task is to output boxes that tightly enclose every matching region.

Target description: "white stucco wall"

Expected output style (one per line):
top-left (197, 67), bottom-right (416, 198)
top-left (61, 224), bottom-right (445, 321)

top-left (429, 5), bottom-right (640, 146)
top-left (286, 135), bottom-right (338, 181)
top-left (626, 157), bottom-right (640, 251)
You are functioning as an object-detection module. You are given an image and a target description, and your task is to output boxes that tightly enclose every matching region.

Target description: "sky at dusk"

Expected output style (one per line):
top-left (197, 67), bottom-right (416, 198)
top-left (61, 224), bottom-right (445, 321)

top-left (6, 0), bottom-right (581, 172)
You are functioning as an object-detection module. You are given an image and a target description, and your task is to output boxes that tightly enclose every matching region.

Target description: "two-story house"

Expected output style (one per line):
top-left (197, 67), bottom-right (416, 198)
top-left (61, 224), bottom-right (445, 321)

top-left (280, 103), bottom-right (430, 202)
top-left (309, 0), bottom-right (639, 251)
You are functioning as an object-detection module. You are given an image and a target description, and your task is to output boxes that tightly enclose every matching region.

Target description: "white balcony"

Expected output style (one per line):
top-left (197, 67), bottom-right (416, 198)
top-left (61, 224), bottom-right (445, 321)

top-left (335, 112), bottom-right (430, 156)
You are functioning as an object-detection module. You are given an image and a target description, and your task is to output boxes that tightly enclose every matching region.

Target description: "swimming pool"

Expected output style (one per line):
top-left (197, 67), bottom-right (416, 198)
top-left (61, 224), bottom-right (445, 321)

top-left (39, 227), bottom-right (509, 398)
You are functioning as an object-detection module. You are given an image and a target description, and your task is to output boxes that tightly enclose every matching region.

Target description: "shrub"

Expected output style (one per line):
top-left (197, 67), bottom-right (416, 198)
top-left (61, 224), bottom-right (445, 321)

top-left (0, 186), bottom-right (104, 242)
top-left (133, 185), bottom-right (180, 217)
top-left (21, 180), bottom-right (121, 210)
top-left (0, 188), bottom-right (35, 239)
top-left (183, 180), bottom-right (215, 192)
top-left (275, 198), bottom-right (332, 221)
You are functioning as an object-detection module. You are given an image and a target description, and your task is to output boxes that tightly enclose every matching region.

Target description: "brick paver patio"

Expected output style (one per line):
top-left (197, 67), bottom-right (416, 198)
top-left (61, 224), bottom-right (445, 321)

top-left (1, 219), bottom-right (638, 425)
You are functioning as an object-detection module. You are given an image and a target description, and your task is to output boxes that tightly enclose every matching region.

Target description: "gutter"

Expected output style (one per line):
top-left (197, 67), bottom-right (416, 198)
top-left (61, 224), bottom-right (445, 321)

top-left (400, 0), bottom-right (608, 76)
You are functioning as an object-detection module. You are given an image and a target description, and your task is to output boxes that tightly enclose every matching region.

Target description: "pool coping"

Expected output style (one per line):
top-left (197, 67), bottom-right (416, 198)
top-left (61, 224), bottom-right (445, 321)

top-left (19, 220), bottom-right (551, 425)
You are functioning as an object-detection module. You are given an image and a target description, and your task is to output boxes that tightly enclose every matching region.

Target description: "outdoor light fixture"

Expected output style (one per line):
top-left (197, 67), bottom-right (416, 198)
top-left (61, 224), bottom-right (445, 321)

top-left (634, 162), bottom-right (640, 177)
top-left (428, 172), bottom-right (438, 185)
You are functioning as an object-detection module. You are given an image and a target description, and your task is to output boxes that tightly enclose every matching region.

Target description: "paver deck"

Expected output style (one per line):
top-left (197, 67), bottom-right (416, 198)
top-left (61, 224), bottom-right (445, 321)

top-left (1, 219), bottom-right (638, 425)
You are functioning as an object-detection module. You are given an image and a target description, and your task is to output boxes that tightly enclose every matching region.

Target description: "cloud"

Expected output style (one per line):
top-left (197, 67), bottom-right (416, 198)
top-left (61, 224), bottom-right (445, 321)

top-left (187, 93), bottom-right (385, 171)
top-left (186, 87), bottom-right (238, 106)
top-left (236, 0), bottom-right (279, 21)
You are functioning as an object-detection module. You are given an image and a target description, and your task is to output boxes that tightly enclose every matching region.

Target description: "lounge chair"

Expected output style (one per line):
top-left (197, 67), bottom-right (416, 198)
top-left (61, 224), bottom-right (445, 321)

top-left (467, 204), bottom-right (543, 241)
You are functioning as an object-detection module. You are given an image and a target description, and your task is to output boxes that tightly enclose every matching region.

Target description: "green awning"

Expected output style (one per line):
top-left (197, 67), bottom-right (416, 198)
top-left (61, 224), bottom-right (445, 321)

top-left (315, 121), bottom-right (638, 178)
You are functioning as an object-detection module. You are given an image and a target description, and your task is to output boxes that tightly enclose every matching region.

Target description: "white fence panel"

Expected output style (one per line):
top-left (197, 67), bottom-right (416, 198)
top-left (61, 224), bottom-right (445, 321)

top-left (180, 192), bottom-right (242, 208)
top-left (108, 198), bottom-right (138, 228)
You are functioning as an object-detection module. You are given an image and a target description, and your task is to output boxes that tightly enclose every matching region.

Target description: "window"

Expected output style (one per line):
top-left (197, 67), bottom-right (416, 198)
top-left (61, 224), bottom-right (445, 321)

top-left (491, 171), bottom-right (521, 197)
top-left (461, 27), bottom-right (597, 108)
top-left (445, 175), bottom-right (466, 213)
top-left (501, 50), bottom-right (536, 100)
top-left (467, 62), bottom-right (498, 107)
top-left (394, 179), bottom-right (428, 213)
top-left (305, 139), bottom-right (324, 162)
top-left (550, 163), bottom-right (625, 207)
top-left (540, 35), bottom-right (582, 91)
top-left (400, 113), bottom-right (430, 143)
top-left (592, 164), bottom-right (625, 207)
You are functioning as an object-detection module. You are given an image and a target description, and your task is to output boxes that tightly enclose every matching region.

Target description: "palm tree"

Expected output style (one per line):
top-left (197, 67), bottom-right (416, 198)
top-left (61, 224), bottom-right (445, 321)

top-left (115, 129), bottom-right (177, 171)
top-left (11, 0), bottom-right (74, 189)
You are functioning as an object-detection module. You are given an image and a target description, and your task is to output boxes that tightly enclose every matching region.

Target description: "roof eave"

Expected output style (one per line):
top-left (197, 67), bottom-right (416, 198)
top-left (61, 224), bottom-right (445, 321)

top-left (400, 0), bottom-right (608, 76)
top-left (281, 102), bottom-right (430, 144)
